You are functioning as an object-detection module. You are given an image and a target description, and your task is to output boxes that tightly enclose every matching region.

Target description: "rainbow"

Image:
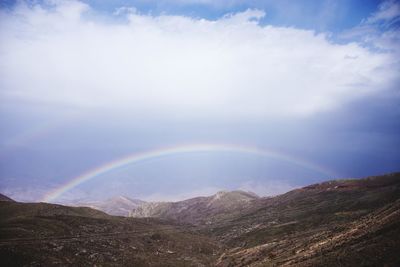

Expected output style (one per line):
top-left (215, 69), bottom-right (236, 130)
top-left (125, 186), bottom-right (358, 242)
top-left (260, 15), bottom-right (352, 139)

top-left (41, 143), bottom-right (338, 202)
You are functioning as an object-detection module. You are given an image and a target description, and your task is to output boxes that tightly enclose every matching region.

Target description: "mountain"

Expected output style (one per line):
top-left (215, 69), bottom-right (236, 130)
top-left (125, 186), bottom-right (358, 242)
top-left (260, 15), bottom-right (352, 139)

top-left (130, 190), bottom-right (259, 225)
top-left (0, 193), bottom-right (15, 202)
top-left (70, 196), bottom-right (145, 216)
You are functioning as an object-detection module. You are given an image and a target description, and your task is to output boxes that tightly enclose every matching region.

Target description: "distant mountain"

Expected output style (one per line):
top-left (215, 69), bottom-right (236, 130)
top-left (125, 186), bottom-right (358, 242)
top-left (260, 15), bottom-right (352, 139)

top-left (130, 190), bottom-right (259, 224)
top-left (70, 196), bottom-right (145, 216)
top-left (0, 193), bottom-right (15, 202)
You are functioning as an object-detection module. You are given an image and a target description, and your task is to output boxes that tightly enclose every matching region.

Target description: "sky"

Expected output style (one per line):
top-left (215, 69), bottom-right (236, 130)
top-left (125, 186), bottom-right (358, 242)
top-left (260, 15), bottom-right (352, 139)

top-left (0, 0), bottom-right (399, 203)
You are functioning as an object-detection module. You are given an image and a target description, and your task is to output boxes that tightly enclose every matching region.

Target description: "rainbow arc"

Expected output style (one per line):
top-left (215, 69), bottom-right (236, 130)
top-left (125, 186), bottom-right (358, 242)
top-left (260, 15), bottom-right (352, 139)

top-left (41, 143), bottom-right (338, 202)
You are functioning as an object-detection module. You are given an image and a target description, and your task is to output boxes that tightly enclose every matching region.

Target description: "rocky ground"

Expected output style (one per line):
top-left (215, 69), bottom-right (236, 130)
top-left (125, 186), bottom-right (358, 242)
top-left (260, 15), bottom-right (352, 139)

top-left (0, 202), bottom-right (223, 266)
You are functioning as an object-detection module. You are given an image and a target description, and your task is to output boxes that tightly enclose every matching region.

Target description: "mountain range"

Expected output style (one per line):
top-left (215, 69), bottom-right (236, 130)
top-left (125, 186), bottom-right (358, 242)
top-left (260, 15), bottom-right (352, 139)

top-left (0, 172), bottom-right (399, 266)
top-left (130, 190), bottom-right (259, 224)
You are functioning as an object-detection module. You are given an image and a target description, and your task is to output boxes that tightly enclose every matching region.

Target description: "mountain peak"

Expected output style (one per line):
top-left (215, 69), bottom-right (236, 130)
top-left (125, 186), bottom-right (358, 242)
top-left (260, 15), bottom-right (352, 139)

top-left (130, 190), bottom-right (260, 224)
top-left (212, 190), bottom-right (259, 201)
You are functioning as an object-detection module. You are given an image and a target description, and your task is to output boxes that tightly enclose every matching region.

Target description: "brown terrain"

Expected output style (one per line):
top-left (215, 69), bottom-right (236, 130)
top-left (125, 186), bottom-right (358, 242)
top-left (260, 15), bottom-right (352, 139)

top-left (0, 172), bottom-right (399, 266)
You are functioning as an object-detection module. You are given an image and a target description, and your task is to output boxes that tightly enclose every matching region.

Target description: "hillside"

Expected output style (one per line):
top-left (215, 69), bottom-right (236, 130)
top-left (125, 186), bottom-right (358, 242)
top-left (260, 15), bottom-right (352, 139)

top-left (210, 173), bottom-right (400, 266)
top-left (130, 190), bottom-right (259, 225)
top-left (216, 198), bottom-right (400, 266)
top-left (0, 201), bottom-right (223, 266)
top-left (209, 173), bottom-right (400, 245)
top-left (69, 196), bottom-right (145, 216)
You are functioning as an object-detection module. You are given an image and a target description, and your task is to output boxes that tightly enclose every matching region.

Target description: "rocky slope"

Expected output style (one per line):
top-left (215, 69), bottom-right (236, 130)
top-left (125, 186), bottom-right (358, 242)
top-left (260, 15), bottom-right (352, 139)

top-left (70, 196), bottom-right (145, 216)
top-left (0, 201), bottom-right (223, 266)
top-left (130, 190), bottom-right (259, 225)
top-left (209, 173), bottom-right (400, 245)
top-left (215, 197), bottom-right (400, 267)
top-left (211, 173), bottom-right (400, 266)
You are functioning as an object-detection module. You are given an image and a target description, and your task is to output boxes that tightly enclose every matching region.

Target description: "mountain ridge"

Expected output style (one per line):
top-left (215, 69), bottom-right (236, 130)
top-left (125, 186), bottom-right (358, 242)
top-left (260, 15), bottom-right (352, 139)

top-left (129, 173), bottom-right (400, 226)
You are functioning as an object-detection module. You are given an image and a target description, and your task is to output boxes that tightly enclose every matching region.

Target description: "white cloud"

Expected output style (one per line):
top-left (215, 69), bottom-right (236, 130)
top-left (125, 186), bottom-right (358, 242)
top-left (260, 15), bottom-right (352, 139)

top-left (365, 0), bottom-right (400, 24)
top-left (113, 6), bottom-right (137, 16)
top-left (341, 1), bottom-right (400, 57)
top-left (0, 1), bottom-right (398, 119)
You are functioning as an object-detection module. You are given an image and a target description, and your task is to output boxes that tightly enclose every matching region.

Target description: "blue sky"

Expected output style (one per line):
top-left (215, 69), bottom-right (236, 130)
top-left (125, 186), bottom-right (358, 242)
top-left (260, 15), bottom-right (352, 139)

top-left (0, 0), bottom-right (385, 31)
top-left (85, 0), bottom-right (381, 32)
top-left (0, 0), bottom-right (399, 202)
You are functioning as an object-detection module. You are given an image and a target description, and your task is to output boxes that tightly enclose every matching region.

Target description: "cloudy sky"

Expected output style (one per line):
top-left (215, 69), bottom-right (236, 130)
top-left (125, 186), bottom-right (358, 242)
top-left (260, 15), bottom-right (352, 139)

top-left (0, 0), bottom-right (399, 203)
